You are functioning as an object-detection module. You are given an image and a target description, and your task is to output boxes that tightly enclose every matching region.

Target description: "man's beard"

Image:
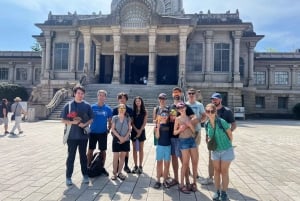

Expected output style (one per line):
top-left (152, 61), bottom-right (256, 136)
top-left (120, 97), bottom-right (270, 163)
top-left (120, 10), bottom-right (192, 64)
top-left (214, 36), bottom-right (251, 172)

top-left (213, 102), bottom-right (220, 107)
top-left (173, 96), bottom-right (180, 101)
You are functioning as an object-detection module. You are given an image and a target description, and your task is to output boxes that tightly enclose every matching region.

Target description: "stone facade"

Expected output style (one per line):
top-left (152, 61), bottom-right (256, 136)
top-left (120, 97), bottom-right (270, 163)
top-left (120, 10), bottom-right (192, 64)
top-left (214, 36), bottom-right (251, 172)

top-left (1, 0), bottom-right (300, 118)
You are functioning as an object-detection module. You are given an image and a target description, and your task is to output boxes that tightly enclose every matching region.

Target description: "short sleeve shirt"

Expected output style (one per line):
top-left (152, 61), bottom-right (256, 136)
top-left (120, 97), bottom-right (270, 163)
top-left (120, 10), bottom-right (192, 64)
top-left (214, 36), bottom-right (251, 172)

top-left (61, 100), bottom-right (93, 140)
top-left (90, 103), bottom-right (112, 134)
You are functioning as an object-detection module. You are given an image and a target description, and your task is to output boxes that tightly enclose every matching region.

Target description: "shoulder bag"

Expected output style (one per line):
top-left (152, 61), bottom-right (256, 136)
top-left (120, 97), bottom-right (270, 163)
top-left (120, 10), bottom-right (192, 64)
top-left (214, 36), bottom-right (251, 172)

top-left (63, 102), bottom-right (71, 145)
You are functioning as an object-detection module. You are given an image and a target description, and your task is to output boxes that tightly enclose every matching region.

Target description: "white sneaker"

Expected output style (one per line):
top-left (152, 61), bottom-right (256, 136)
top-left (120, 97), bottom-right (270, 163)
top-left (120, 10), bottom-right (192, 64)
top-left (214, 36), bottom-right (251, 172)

top-left (200, 177), bottom-right (213, 185)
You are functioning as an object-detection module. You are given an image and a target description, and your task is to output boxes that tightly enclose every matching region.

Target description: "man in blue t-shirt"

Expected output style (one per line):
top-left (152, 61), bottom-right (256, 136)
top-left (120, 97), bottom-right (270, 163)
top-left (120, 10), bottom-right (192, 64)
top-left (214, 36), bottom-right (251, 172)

top-left (87, 90), bottom-right (112, 176)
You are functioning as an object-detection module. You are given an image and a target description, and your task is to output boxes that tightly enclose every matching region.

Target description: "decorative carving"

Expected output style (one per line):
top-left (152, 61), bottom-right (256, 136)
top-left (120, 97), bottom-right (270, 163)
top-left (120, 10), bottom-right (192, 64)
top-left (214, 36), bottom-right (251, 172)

top-left (29, 87), bottom-right (42, 103)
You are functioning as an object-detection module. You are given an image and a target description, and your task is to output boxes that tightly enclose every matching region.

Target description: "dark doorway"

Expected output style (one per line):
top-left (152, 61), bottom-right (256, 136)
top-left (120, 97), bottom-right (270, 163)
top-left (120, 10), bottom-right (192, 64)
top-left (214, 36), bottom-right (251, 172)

top-left (125, 55), bottom-right (148, 84)
top-left (156, 55), bottom-right (178, 85)
top-left (99, 55), bottom-right (113, 83)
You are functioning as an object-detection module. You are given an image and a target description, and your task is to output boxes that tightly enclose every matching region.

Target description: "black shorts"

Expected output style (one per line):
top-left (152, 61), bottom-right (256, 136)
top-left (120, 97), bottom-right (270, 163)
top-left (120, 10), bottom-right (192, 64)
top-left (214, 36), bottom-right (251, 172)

top-left (88, 132), bottom-right (107, 151)
top-left (112, 137), bottom-right (130, 152)
top-left (130, 129), bottom-right (146, 142)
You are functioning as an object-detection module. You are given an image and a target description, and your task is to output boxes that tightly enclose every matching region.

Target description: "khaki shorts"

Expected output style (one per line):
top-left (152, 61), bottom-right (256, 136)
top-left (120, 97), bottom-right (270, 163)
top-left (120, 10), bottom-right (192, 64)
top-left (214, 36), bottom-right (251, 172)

top-left (194, 131), bottom-right (201, 145)
top-left (0, 117), bottom-right (8, 125)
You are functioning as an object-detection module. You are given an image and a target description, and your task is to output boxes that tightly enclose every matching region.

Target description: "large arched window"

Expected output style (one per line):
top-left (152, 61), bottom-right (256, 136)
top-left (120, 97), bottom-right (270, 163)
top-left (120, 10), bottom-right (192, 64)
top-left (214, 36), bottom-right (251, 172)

top-left (120, 2), bottom-right (150, 28)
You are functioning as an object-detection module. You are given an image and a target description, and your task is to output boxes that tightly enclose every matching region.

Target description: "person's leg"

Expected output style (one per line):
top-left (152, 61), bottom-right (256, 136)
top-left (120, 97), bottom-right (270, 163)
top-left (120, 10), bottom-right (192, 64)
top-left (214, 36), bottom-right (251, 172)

top-left (16, 116), bottom-right (22, 132)
top-left (180, 149), bottom-right (190, 187)
top-left (220, 161), bottom-right (231, 191)
top-left (10, 116), bottom-right (19, 134)
top-left (209, 151), bottom-right (214, 178)
top-left (78, 139), bottom-right (88, 177)
top-left (190, 147), bottom-right (199, 184)
top-left (118, 151), bottom-right (126, 174)
top-left (112, 152), bottom-right (119, 177)
top-left (139, 141), bottom-right (144, 167)
top-left (156, 160), bottom-right (163, 182)
top-left (131, 141), bottom-right (138, 168)
top-left (66, 140), bottom-right (78, 179)
top-left (124, 152), bottom-right (131, 173)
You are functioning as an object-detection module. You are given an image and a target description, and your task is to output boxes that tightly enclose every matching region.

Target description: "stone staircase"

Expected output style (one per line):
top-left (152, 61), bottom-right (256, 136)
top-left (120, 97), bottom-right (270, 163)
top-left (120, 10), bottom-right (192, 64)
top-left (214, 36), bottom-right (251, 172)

top-left (48, 84), bottom-right (177, 121)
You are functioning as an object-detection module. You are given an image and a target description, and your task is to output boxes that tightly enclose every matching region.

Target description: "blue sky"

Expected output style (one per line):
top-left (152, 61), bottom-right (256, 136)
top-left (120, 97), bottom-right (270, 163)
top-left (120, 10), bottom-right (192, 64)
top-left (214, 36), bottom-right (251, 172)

top-left (0, 0), bottom-right (299, 52)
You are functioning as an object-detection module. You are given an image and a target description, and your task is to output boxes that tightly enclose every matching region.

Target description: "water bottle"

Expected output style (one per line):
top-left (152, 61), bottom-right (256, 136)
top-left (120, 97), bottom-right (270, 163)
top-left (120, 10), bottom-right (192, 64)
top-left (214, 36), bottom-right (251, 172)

top-left (135, 138), bottom-right (140, 151)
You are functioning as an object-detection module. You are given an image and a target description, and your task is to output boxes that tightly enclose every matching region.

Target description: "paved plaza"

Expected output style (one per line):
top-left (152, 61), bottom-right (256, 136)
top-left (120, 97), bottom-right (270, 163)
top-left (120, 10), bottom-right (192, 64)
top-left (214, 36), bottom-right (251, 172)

top-left (0, 119), bottom-right (299, 201)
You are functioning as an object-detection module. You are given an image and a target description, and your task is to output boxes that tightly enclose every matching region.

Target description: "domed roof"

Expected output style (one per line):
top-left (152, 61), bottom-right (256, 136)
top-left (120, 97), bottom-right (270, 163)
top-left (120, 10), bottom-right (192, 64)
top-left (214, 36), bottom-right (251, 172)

top-left (111, 0), bottom-right (183, 15)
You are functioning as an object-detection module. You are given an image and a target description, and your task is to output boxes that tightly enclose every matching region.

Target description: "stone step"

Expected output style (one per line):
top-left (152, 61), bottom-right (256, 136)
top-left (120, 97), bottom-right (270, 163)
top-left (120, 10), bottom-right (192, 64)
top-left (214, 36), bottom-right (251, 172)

top-left (48, 84), bottom-right (177, 121)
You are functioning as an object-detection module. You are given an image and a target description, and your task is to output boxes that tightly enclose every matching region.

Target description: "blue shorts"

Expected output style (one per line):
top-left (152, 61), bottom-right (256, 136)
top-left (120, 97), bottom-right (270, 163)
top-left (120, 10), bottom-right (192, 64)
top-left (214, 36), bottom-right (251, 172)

top-left (211, 147), bottom-right (235, 161)
top-left (171, 138), bottom-right (181, 157)
top-left (179, 137), bottom-right (197, 150)
top-left (156, 145), bottom-right (171, 161)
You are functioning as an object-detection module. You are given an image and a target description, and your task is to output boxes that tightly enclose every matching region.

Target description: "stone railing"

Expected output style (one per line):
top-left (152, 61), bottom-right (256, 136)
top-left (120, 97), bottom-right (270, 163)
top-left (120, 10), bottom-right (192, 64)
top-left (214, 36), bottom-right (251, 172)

top-left (45, 88), bottom-right (70, 118)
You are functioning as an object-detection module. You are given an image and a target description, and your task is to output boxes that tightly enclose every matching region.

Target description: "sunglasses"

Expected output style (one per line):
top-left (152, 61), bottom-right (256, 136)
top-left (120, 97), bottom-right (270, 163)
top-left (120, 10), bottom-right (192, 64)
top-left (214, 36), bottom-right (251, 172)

top-left (188, 93), bottom-right (195, 95)
top-left (118, 107), bottom-right (126, 110)
top-left (160, 113), bottom-right (168, 117)
top-left (176, 106), bottom-right (185, 109)
top-left (205, 109), bottom-right (215, 114)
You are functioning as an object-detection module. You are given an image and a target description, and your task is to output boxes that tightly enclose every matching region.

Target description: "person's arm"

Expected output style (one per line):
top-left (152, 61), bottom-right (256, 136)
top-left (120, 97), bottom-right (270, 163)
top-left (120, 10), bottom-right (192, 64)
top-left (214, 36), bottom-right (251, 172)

top-left (173, 117), bottom-right (183, 136)
top-left (138, 110), bottom-right (148, 135)
top-left (152, 107), bottom-right (157, 123)
top-left (230, 122), bottom-right (237, 132)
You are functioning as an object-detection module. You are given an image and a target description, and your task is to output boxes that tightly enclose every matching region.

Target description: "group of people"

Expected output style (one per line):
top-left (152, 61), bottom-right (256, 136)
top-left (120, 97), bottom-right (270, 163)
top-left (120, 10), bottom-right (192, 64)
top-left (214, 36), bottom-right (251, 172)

top-left (0, 97), bottom-right (26, 135)
top-left (61, 85), bottom-right (236, 201)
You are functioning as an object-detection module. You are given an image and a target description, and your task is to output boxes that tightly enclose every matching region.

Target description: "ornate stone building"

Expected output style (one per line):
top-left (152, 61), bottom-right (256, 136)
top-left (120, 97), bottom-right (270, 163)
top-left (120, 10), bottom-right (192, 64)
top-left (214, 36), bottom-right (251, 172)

top-left (1, 0), bottom-right (300, 118)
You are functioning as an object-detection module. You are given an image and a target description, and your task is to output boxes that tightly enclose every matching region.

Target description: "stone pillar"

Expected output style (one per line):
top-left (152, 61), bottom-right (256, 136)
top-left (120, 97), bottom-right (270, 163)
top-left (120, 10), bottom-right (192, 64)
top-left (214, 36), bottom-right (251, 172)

top-left (247, 42), bottom-right (255, 86)
top-left (232, 31), bottom-right (242, 82)
top-left (39, 41), bottom-right (46, 78)
top-left (112, 27), bottom-right (121, 84)
top-left (267, 65), bottom-right (275, 89)
top-left (204, 31), bottom-right (214, 81)
top-left (290, 65), bottom-right (297, 89)
top-left (178, 26), bottom-right (189, 87)
top-left (83, 31), bottom-right (91, 75)
top-left (69, 31), bottom-right (78, 73)
top-left (8, 61), bottom-right (15, 83)
top-left (148, 27), bottom-right (157, 85)
top-left (95, 44), bottom-right (101, 79)
top-left (27, 62), bottom-right (33, 84)
top-left (44, 31), bottom-right (53, 79)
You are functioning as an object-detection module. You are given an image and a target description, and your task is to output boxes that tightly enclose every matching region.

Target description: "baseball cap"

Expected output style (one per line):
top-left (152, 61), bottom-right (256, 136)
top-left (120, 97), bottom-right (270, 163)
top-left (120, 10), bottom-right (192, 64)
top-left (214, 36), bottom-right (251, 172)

top-left (211, 93), bottom-right (222, 99)
top-left (176, 102), bottom-right (186, 109)
top-left (158, 93), bottom-right (167, 99)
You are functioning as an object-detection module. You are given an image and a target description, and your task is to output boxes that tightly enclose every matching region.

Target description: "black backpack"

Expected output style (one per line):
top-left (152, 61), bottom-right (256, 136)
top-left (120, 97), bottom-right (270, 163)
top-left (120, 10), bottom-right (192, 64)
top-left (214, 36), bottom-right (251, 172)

top-left (87, 151), bottom-right (106, 177)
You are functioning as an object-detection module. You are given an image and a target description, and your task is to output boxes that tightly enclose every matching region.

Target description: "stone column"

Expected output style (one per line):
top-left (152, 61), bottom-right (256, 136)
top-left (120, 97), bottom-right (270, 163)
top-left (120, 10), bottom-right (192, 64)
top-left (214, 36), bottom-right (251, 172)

top-left (290, 65), bottom-right (297, 89)
top-left (83, 31), bottom-right (91, 75)
top-left (204, 30), bottom-right (214, 81)
top-left (232, 31), bottom-right (242, 82)
top-left (247, 42), bottom-right (255, 86)
top-left (44, 31), bottom-right (53, 79)
top-left (267, 65), bottom-right (275, 89)
top-left (95, 44), bottom-right (101, 79)
top-left (148, 27), bottom-right (157, 85)
top-left (8, 61), bottom-right (15, 83)
top-left (112, 27), bottom-right (121, 84)
top-left (39, 41), bottom-right (46, 78)
top-left (178, 26), bottom-right (189, 87)
top-left (27, 62), bottom-right (33, 84)
top-left (69, 31), bottom-right (78, 73)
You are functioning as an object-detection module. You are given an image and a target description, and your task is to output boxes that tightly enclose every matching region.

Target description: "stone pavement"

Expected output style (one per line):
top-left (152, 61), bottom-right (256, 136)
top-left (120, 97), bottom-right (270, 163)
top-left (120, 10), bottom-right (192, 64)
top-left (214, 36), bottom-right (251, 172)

top-left (0, 119), bottom-right (300, 201)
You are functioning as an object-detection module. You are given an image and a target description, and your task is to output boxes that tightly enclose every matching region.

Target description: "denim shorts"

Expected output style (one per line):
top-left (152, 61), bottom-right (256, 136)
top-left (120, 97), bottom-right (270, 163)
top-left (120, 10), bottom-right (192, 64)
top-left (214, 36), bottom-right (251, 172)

top-left (211, 147), bottom-right (235, 161)
top-left (156, 145), bottom-right (171, 161)
top-left (179, 137), bottom-right (197, 150)
top-left (171, 138), bottom-right (181, 157)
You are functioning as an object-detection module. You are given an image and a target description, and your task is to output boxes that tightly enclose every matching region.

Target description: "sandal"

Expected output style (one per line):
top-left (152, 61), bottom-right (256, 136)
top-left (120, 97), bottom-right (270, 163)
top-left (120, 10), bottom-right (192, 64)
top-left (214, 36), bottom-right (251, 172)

top-left (179, 185), bottom-right (191, 194)
top-left (117, 173), bottom-right (126, 181)
top-left (191, 183), bottom-right (197, 192)
top-left (167, 179), bottom-right (179, 187)
top-left (111, 175), bottom-right (117, 180)
top-left (153, 182), bottom-right (161, 189)
top-left (163, 181), bottom-right (170, 188)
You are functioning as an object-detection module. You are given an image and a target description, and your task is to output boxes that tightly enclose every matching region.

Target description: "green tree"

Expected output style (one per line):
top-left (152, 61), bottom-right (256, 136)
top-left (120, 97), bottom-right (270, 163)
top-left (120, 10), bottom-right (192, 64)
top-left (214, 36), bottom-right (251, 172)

top-left (31, 42), bottom-right (41, 52)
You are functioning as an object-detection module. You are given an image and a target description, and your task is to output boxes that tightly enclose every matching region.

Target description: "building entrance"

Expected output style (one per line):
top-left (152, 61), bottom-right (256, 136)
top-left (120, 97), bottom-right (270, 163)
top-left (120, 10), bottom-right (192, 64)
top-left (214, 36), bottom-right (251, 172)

top-left (156, 55), bottom-right (178, 85)
top-left (99, 55), bottom-right (113, 83)
top-left (125, 55), bottom-right (149, 84)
